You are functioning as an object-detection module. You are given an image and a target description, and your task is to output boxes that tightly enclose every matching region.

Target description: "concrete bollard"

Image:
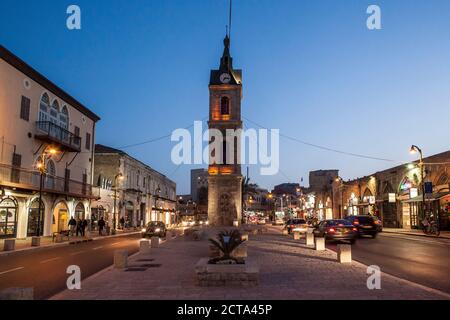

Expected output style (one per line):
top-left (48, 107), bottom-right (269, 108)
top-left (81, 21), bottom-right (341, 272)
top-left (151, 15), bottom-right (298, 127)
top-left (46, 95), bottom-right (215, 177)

top-left (114, 250), bottom-right (128, 269)
top-left (293, 231), bottom-right (301, 240)
top-left (233, 219), bottom-right (239, 227)
top-left (151, 236), bottom-right (160, 248)
top-left (31, 236), bottom-right (41, 247)
top-left (282, 229), bottom-right (288, 235)
top-left (306, 233), bottom-right (314, 246)
top-left (3, 239), bottom-right (15, 251)
top-left (241, 233), bottom-right (249, 242)
top-left (0, 288), bottom-right (34, 300)
top-left (337, 244), bottom-right (352, 263)
top-left (315, 237), bottom-right (325, 251)
top-left (139, 239), bottom-right (150, 254)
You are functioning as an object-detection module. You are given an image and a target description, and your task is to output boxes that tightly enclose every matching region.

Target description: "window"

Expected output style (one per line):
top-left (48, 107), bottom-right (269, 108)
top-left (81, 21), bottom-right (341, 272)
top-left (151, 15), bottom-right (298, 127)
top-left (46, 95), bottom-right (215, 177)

top-left (74, 126), bottom-right (80, 137)
top-left (85, 133), bottom-right (91, 150)
top-left (11, 153), bottom-right (22, 183)
top-left (20, 96), bottom-right (30, 121)
top-left (50, 100), bottom-right (60, 125)
top-left (220, 96), bottom-right (230, 115)
top-left (60, 106), bottom-right (69, 130)
top-left (39, 93), bottom-right (50, 124)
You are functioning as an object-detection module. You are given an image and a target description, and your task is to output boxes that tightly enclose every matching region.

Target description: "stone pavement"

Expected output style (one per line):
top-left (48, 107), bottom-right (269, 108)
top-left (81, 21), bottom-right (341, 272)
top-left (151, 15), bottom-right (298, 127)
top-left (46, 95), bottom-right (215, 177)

top-left (383, 228), bottom-right (450, 239)
top-left (52, 227), bottom-right (450, 300)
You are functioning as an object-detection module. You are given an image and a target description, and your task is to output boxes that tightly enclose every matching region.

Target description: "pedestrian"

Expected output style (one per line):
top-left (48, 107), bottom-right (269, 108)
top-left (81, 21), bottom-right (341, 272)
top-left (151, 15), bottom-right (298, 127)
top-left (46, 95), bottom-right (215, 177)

top-left (76, 218), bottom-right (82, 236)
top-left (81, 218), bottom-right (88, 237)
top-left (68, 216), bottom-right (77, 236)
top-left (98, 217), bottom-right (106, 236)
top-left (120, 217), bottom-right (125, 230)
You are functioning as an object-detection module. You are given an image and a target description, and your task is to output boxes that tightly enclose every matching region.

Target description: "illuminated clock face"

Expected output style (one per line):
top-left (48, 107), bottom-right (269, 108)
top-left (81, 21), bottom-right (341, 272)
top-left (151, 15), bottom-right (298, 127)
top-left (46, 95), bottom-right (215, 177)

top-left (220, 73), bottom-right (231, 84)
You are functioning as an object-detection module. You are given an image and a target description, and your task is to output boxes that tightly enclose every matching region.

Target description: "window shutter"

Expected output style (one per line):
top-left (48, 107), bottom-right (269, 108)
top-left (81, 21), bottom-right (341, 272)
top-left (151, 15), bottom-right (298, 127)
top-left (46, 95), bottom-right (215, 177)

top-left (64, 169), bottom-right (71, 192)
top-left (85, 133), bottom-right (91, 150)
top-left (20, 96), bottom-right (30, 121)
top-left (82, 173), bottom-right (87, 195)
top-left (11, 153), bottom-right (22, 183)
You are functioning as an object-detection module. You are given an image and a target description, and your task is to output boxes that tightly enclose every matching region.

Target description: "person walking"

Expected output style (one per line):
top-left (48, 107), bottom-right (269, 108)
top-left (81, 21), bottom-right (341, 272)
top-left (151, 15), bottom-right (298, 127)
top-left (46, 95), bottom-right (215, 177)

top-left (120, 217), bottom-right (125, 230)
top-left (68, 217), bottom-right (77, 236)
top-left (76, 218), bottom-right (82, 237)
top-left (98, 217), bottom-right (106, 236)
top-left (81, 218), bottom-right (88, 237)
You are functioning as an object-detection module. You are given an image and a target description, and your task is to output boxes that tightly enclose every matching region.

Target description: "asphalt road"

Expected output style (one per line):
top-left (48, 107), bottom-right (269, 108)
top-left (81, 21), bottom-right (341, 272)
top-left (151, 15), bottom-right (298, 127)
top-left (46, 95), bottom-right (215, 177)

top-left (327, 233), bottom-right (450, 294)
top-left (0, 233), bottom-right (141, 300)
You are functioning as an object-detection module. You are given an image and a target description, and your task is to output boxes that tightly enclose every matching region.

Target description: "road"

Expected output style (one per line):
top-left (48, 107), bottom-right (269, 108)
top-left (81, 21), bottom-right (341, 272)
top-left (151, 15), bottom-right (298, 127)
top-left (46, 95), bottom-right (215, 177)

top-left (327, 232), bottom-right (450, 294)
top-left (0, 233), bottom-right (141, 300)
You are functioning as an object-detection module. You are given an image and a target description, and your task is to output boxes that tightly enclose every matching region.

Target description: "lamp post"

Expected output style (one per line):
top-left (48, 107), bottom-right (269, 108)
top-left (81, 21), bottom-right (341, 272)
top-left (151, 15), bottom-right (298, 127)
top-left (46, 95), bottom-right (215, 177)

top-left (410, 145), bottom-right (426, 226)
top-left (36, 147), bottom-right (57, 237)
top-left (113, 173), bottom-right (124, 232)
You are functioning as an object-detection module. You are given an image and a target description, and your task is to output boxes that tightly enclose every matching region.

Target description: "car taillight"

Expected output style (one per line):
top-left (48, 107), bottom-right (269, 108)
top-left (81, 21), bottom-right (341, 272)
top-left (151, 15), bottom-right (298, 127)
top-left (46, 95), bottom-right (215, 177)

top-left (353, 220), bottom-right (359, 225)
top-left (328, 228), bottom-right (336, 233)
top-left (290, 224), bottom-right (295, 228)
top-left (374, 220), bottom-right (380, 225)
top-left (352, 227), bottom-right (358, 232)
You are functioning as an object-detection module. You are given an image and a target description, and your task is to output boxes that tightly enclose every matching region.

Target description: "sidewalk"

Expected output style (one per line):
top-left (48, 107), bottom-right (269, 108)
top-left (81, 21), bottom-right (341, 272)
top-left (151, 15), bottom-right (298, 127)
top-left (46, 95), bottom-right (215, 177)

top-left (52, 228), bottom-right (449, 300)
top-left (0, 229), bottom-right (140, 256)
top-left (383, 228), bottom-right (450, 239)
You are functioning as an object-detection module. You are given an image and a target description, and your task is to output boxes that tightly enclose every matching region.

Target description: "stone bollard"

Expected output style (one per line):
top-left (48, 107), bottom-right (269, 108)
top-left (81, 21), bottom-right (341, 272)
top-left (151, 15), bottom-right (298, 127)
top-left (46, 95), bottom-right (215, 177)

top-left (114, 250), bottom-right (128, 269)
top-left (233, 219), bottom-right (239, 227)
top-left (293, 231), bottom-right (301, 240)
top-left (241, 233), bottom-right (249, 242)
top-left (315, 237), bottom-right (325, 251)
top-left (3, 239), bottom-right (15, 251)
top-left (282, 229), bottom-right (288, 235)
top-left (151, 236), bottom-right (160, 248)
top-left (0, 288), bottom-right (34, 300)
top-left (306, 233), bottom-right (314, 246)
top-left (139, 239), bottom-right (150, 254)
top-left (337, 244), bottom-right (352, 263)
top-left (31, 236), bottom-right (41, 247)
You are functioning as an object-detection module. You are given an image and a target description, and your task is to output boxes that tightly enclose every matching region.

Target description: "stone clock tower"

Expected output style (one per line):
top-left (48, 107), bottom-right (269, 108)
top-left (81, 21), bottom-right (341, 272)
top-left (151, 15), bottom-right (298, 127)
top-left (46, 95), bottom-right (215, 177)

top-left (207, 35), bottom-right (243, 227)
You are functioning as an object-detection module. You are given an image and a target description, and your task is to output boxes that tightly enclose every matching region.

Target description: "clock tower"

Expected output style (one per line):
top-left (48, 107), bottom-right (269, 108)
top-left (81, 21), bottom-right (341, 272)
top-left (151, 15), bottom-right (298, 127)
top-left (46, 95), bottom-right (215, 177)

top-left (207, 35), bottom-right (243, 226)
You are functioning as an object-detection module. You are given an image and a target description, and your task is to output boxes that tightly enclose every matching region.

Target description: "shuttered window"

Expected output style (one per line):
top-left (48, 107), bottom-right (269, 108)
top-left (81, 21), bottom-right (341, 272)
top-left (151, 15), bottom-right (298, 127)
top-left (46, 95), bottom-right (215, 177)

top-left (11, 153), bottom-right (22, 183)
top-left (20, 96), bottom-right (30, 121)
top-left (85, 133), bottom-right (91, 150)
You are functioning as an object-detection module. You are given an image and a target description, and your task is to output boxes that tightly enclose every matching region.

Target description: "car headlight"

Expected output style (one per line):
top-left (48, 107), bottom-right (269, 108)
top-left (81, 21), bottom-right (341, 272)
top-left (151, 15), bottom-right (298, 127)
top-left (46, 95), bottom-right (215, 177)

top-left (155, 228), bottom-right (161, 232)
top-left (141, 228), bottom-right (146, 232)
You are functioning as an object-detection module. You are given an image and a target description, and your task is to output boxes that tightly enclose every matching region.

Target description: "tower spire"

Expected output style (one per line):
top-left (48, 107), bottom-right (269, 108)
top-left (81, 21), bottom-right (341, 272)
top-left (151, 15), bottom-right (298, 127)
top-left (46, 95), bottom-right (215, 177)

top-left (228, 0), bottom-right (233, 39)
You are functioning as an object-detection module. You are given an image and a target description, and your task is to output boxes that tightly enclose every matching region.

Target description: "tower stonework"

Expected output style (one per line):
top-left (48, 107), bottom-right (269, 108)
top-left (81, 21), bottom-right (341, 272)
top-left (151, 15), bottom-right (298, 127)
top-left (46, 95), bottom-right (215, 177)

top-left (207, 35), bottom-right (243, 226)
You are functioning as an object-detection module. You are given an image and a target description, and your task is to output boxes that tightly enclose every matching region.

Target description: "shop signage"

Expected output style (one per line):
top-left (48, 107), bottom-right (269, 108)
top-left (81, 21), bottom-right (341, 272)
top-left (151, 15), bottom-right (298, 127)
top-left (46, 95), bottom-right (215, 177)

top-left (424, 182), bottom-right (433, 194)
top-left (400, 181), bottom-right (413, 191)
top-left (389, 193), bottom-right (396, 203)
top-left (410, 188), bottom-right (418, 198)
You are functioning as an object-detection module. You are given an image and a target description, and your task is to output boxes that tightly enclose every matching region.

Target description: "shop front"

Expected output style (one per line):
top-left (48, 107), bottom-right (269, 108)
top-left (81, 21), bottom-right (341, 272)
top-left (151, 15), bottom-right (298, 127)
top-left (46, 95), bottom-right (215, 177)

top-left (0, 196), bottom-right (18, 239)
top-left (124, 201), bottom-right (134, 228)
top-left (399, 178), bottom-right (421, 229)
top-left (27, 198), bottom-right (45, 236)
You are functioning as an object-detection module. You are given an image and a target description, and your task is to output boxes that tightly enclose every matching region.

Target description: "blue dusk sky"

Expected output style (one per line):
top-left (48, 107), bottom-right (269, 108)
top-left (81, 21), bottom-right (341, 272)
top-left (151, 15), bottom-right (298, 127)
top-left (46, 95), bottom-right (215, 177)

top-left (1, 0), bottom-right (450, 194)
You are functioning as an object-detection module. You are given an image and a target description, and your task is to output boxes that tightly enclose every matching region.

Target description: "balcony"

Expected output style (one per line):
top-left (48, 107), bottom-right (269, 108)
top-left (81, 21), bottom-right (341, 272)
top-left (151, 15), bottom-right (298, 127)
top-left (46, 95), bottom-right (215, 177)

top-left (35, 121), bottom-right (81, 152)
top-left (0, 163), bottom-right (93, 198)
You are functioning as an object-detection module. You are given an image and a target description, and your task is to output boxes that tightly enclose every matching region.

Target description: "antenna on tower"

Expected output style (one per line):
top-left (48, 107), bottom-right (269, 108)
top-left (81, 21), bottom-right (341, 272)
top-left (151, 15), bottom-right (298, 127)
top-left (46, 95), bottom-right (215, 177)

top-left (228, 0), bottom-right (233, 39)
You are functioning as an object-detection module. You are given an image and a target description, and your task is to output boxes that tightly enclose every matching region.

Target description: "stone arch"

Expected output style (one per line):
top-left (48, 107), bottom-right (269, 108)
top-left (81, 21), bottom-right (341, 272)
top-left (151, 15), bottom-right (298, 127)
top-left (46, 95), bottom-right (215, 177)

top-left (434, 170), bottom-right (449, 186)
top-left (51, 199), bottom-right (70, 233)
top-left (382, 181), bottom-right (395, 195)
top-left (363, 188), bottom-right (373, 198)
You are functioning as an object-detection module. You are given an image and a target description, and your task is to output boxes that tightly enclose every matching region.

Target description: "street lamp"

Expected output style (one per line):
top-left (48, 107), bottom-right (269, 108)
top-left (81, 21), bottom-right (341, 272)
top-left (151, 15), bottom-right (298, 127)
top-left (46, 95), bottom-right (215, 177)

top-left (36, 146), bottom-right (58, 237)
top-left (113, 173), bottom-right (124, 232)
top-left (410, 145), bottom-right (426, 225)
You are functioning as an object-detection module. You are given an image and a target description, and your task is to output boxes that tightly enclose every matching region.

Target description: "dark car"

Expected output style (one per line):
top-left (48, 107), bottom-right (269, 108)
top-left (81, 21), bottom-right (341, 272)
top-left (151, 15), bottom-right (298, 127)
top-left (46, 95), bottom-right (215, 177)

top-left (345, 215), bottom-right (382, 238)
top-left (141, 221), bottom-right (166, 238)
top-left (313, 219), bottom-right (358, 244)
top-left (284, 219), bottom-right (308, 234)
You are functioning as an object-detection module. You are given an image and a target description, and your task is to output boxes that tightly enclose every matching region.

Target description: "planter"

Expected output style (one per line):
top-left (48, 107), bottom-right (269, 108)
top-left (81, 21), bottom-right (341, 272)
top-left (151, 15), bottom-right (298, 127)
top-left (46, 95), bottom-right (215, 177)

top-left (195, 257), bottom-right (259, 287)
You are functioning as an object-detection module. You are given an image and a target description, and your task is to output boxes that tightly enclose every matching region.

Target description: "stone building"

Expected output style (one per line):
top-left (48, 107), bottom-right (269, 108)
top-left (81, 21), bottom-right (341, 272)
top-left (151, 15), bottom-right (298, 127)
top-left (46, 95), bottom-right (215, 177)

top-left (332, 150), bottom-right (450, 230)
top-left (190, 168), bottom-right (208, 204)
top-left (207, 35), bottom-right (243, 226)
top-left (0, 45), bottom-right (100, 239)
top-left (92, 145), bottom-right (176, 229)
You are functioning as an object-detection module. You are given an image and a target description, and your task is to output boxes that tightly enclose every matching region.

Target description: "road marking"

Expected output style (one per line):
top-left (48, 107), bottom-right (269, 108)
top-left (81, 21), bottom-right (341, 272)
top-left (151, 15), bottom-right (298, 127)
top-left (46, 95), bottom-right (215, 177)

top-left (0, 267), bottom-right (24, 276)
top-left (110, 242), bottom-right (121, 246)
top-left (40, 257), bottom-right (61, 264)
top-left (93, 246), bottom-right (103, 250)
top-left (380, 233), bottom-right (450, 246)
top-left (70, 251), bottom-right (86, 256)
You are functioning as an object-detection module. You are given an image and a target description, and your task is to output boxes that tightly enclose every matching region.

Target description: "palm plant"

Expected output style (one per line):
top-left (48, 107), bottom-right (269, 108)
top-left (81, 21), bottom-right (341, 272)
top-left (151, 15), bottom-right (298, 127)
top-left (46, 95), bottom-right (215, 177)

top-left (208, 229), bottom-right (244, 264)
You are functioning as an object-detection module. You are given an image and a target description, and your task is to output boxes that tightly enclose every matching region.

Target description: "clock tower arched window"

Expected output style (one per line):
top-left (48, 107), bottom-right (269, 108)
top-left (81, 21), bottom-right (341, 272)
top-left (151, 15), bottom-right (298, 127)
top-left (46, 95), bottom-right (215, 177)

top-left (220, 97), bottom-right (230, 115)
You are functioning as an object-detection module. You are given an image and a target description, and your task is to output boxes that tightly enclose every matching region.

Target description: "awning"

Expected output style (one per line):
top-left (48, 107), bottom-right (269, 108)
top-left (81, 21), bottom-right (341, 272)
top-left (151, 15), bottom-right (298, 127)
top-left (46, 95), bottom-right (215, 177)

top-left (402, 192), bottom-right (450, 203)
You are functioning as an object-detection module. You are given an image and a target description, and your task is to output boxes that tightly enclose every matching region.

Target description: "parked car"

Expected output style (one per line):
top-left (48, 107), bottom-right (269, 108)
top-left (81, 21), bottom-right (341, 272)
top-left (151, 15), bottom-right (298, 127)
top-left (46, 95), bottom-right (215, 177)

top-left (284, 219), bottom-right (308, 234)
top-left (257, 217), bottom-right (267, 225)
top-left (273, 218), bottom-right (285, 226)
top-left (345, 215), bottom-right (382, 238)
top-left (313, 219), bottom-right (358, 244)
top-left (142, 221), bottom-right (167, 238)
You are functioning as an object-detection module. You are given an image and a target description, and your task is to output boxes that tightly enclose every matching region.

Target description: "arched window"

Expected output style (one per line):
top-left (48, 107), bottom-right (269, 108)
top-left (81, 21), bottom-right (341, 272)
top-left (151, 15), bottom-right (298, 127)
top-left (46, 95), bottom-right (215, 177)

top-left (220, 97), bottom-right (230, 115)
top-left (38, 93), bottom-right (50, 126)
top-left (50, 100), bottom-right (60, 124)
top-left (45, 159), bottom-right (56, 189)
top-left (60, 105), bottom-right (69, 130)
top-left (27, 198), bottom-right (45, 236)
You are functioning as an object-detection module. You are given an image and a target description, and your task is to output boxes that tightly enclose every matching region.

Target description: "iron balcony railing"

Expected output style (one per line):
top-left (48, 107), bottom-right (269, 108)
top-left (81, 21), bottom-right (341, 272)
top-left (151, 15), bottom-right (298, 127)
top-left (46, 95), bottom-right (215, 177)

top-left (35, 121), bottom-right (81, 152)
top-left (0, 163), bottom-right (92, 198)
